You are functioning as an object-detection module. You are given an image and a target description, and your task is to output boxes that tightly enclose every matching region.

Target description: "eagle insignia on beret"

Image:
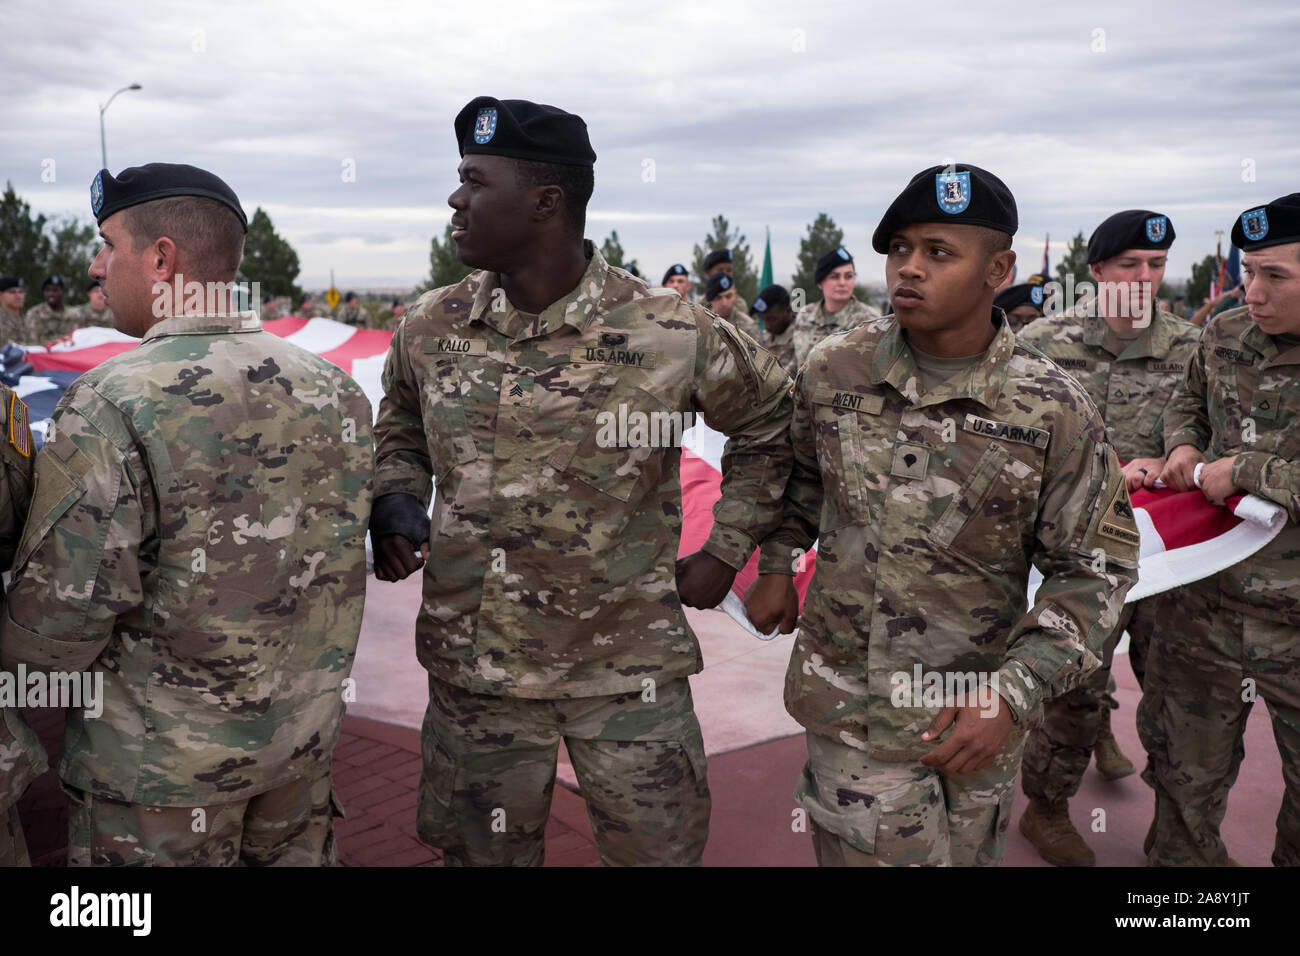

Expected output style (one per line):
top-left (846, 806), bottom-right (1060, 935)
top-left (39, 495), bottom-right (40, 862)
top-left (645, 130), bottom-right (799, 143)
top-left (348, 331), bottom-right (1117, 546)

top-left (1241, 208), bottom-right (1269, 242)
top-left (90, 171), bottom-right (104, 216)
top-left (1145, 215), bottom-right (1167, 242)
top-left (474, 108), bottom-right (498, 145)
top-left (935, 171), bottom-right (971, 214)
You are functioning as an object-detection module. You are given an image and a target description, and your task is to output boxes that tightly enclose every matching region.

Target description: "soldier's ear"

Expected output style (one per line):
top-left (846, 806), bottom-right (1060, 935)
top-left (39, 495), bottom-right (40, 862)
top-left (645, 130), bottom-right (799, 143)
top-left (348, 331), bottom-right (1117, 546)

top-left (533, 184), bottom-right (564, 225)
top-left (988, 248), bottom-right (1016, 290)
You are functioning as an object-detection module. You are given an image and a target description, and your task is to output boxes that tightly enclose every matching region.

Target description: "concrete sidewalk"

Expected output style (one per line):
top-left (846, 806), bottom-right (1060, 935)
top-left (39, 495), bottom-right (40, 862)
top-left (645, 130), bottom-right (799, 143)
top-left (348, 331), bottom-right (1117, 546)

top-left (16, 570), bottom-right (1286, 867)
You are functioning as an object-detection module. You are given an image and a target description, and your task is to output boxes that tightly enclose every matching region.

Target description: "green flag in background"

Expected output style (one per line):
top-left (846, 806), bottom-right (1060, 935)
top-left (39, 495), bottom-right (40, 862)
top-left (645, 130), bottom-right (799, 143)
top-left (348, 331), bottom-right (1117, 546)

top-left (760, 226), bottom-right (773, 289)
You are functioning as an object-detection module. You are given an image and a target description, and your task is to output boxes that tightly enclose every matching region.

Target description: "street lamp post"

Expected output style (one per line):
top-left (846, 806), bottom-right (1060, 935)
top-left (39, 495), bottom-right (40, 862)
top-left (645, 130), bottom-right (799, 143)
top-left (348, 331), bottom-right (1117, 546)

top-left (99, 83), bottom-right (142, 169)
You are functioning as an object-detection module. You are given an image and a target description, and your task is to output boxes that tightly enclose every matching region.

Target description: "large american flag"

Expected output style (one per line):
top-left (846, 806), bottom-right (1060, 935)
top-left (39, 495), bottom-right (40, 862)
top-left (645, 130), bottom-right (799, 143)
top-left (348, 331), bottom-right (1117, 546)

top-left (10, 318), bottom-right (1288, 638)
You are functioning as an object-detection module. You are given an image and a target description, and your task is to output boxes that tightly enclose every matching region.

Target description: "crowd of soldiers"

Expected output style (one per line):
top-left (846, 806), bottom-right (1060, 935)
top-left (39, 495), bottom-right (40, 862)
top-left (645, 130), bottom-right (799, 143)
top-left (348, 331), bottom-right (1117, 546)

top-left (0, 275), bottom-right (114, 344)
top-left (0, 94), bottom-right (1296, 870)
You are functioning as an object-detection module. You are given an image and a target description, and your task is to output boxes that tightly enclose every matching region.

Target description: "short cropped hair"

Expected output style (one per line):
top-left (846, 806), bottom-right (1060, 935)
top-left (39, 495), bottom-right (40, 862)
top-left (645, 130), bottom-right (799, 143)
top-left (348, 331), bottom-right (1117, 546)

top-left (122, 196), bottom-right (245, 281)
top-left (513, 159), bottom-right (594, 232)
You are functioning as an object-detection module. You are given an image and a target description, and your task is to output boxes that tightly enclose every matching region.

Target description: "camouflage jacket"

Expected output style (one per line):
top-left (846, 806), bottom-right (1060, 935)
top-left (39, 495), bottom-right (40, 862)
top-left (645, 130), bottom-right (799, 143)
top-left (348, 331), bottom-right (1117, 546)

top-left (338, 304), bottom-right (366, 327)
top-left (0, 386), bottom-right (42, 812)
top-left (791, 297), bottom-right (880, 373)
top-left (1165, 305), bottom-right (1300, 625)
top-left (0, 312), bottom-right (374, 806)
top-left (22, 303), bottom-right (78, 344)
top-left (373, 245), bottom-right (793, 699)
top-left (0, 308), bottom-right (29, 345)
top-left (759, 312), bottom-right (1138, 759)
top-left (71, 304), bottom-right (114, 328)
top-left (1019, 309), bottom-right (1201, 460)
top-left (761, 324), bottom-right (797, 378)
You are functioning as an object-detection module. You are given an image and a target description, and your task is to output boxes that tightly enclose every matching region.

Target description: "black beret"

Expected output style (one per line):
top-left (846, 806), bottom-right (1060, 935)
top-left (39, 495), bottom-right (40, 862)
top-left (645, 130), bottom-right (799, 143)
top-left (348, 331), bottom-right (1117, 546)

top-left (661, 263), bottom-right (688, 284)
top-left (702, 249), bottom-right (732, 271)
top-left (42, 275), bottom-right (65, 289)
top-left (815, 246), bottom-right (854, 284)
top-left (1087, 210), bottom-right (1174, 264)
top-left (705, 273), bottom-right (733, 301)
top-left (0, 277), bottom-right (23, 292)
top-left (872, 164), bottom-right (1017, 254)
top-left (752, 284), bottom-right (790, 314)
top-left (86, 279), bottom-right (101, 292)
top-left (1232, 193), bottom-right (1300, 252)
top-left (994, 283), bottom-right (1033, 313)
top-left (345, 291), bottom-right (357, 302)
top-left (91, 163), bottom-right (247, 231)
top-left (455, 96), bottom-right (595, 167)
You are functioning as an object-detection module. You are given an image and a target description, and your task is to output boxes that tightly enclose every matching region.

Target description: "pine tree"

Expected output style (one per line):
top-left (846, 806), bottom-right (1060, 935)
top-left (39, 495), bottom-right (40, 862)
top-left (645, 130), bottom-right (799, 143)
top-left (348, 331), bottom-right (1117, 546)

top-left (239, 207), bottom-right (303, 299)
top-left (423, 223), bottom-right (473, 292)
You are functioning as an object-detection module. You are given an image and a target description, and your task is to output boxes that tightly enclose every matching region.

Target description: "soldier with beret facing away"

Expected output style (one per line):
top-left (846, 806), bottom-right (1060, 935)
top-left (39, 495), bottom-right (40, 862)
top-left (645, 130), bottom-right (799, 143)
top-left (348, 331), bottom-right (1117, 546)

top-left (0, 162), bottom-right (374, 866)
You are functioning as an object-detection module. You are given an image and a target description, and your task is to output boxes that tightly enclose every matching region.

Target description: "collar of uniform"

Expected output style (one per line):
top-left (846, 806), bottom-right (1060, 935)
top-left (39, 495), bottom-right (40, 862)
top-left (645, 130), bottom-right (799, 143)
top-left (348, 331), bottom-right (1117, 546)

top-left (143, 311), bottom-right (261, 342)
top-left (469, 240), bottom-right (607, 340)
top-left (871, 310), bottom-right (1014, 409)
top-left (1242, 320), bottom-right (1283, 363)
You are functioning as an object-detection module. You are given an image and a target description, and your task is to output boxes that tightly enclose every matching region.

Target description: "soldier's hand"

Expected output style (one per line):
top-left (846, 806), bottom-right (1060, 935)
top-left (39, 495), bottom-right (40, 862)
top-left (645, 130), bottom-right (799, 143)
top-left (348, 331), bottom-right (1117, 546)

top-left (374, 535), bottom-right (429, 582)
top-left (744, 574), bottom-right (799, 635)
top-left (919, 697), bottom-right (1015, 776)
top-left (1199, 456), bottom-right (1241, 507)
top-left (1159, 444), bottom-right (1204, 492)
top-left (1122, 456), bottom-right (1164, 493)
top-left (675, 550), bottom-right (738, 609)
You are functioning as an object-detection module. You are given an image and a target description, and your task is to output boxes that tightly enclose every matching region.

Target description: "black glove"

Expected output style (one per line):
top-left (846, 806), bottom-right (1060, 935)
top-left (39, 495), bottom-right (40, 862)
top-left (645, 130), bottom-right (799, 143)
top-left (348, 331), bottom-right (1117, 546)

top-left (370, 492), bottom-right (430, 548)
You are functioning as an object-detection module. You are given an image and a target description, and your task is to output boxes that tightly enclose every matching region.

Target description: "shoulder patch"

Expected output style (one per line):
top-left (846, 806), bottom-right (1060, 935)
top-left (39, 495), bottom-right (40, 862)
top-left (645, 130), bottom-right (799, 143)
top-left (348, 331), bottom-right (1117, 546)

top-left (9, 393), bottom-right (30, 458)
top-left (963, 414), bottom-right (1049, 449)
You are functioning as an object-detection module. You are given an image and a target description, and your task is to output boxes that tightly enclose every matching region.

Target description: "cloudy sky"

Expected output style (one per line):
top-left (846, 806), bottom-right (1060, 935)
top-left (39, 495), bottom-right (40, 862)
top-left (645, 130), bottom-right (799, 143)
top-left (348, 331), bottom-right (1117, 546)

top-left (4, 0), bottom-right (1298, 292)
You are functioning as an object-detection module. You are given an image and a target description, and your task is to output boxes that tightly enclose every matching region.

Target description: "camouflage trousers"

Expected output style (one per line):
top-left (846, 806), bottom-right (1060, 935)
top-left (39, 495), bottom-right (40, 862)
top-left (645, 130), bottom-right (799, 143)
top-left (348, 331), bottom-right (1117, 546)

top-left (1022, 598), bottom-right (1154, 804)
top-left (1, 803), bottom-right (29, 867)
top-left (796, 727), bottom-right (1027, 866)
top-left (64, 773), bottom-right (341, 867)
top-left (1137, 579), bottom-right (1300, 866)
top-left (417, 675), bottom-right (710, 866)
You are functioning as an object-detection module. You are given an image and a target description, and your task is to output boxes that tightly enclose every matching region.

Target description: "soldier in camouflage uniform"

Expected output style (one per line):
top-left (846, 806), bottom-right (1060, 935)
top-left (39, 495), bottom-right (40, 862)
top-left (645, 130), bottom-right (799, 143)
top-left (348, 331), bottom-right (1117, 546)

top-left (72, 280), bottom-right (114, 328)
top-left (0, 278), bottom-right (28, 344)
top-left (371, 97), bottom-right (793, 867)
top-left (661, 263), bottom-right (693, 303)
top-left (752, 284), bottom-right (797, 377)
top-left (705, 271), bottom-right (762, 341)
top-left (299, 292), bottom-right (331, 318)
top-left (1016, 209), bottom-right (1200, 866)
top-left (23, 275), bottom-right (79, 343)
top-left (791, 246), bottom-right (881, 372)
top-left (1141, 194), bottom-right (1300, 867)
top-left (0, 386), bottom-right (39, 867)
top-left (0, 163), bottom-right (373, 867)
top-left (338, 291), bottom-right (366, 327)
top-left (993, 273), bottom-right (1048, 334)
top-left (702, 248), bottom-right (748, 315)
top-left (746, 165), bottom-right (1138, 867)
